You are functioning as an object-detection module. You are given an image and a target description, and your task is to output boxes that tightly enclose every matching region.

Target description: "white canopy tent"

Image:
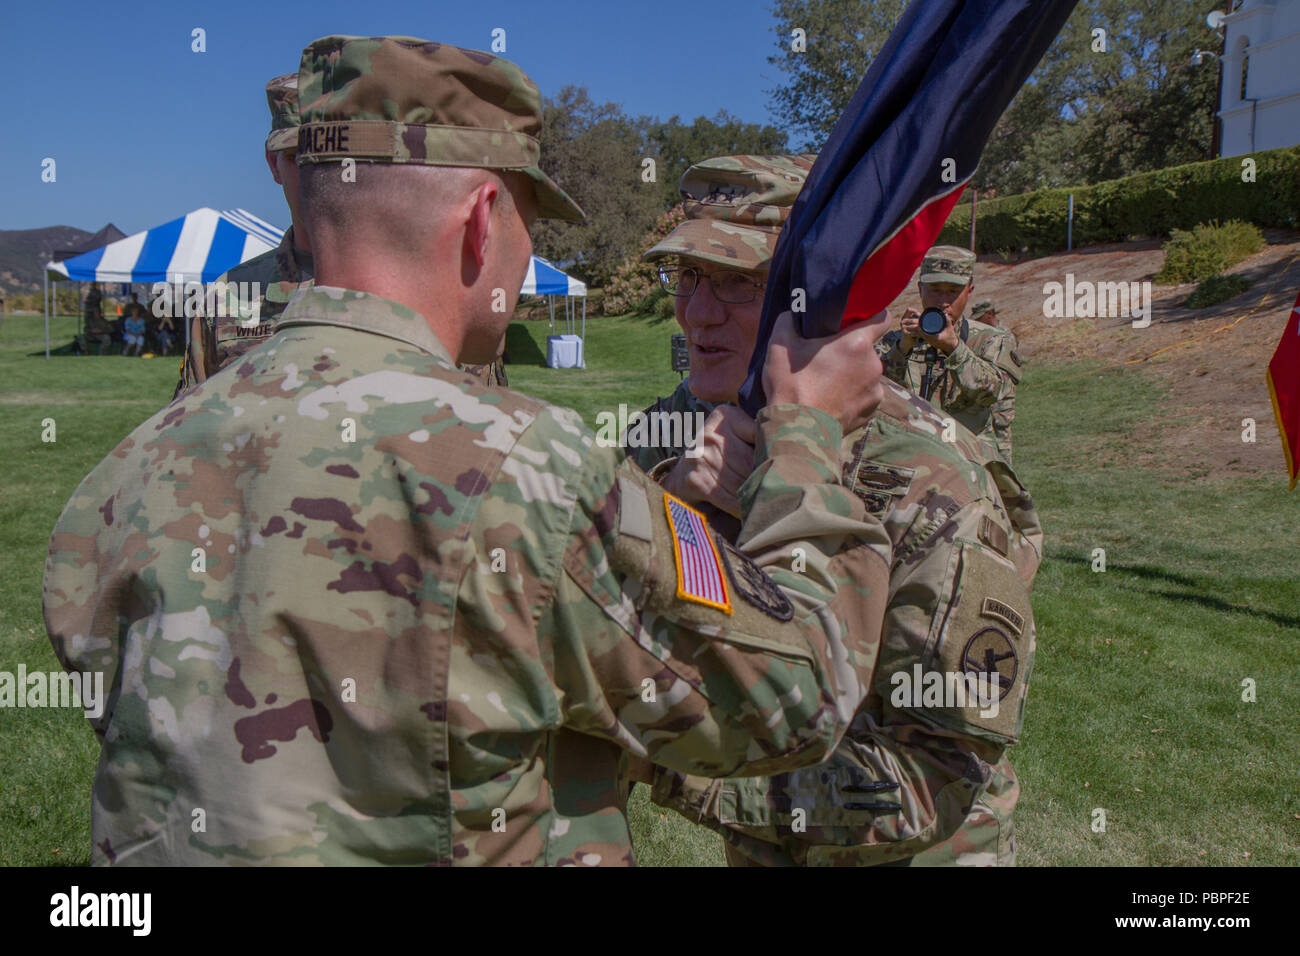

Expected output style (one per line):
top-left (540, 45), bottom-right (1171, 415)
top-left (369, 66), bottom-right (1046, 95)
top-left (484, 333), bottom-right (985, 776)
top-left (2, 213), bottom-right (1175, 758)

top-left (520, 255), bottom-right (587, 369)
top-left (42, 208), bottom-right (283, 358)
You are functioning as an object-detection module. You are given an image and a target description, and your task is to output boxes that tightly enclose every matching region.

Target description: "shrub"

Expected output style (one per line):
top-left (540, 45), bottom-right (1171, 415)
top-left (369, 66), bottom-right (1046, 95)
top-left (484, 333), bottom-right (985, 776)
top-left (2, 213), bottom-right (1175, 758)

top-left (633, 285), bottom-right (668, 315)
top-left (602, 204), bottom-right (685, 315)
top-left (1155, 221), bottom-right (1264, 284)
top-left (939, 146), bottom-right (1300, 256)
top-left (653, 292), bottom-right (677, 320)
top-left (1181, 273), bottom-right (1252, 309)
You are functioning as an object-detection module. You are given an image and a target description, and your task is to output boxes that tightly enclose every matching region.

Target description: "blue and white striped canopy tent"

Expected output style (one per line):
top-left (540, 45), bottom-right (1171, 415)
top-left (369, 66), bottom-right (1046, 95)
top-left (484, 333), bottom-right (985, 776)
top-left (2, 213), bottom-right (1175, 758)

top-left (42, 208), bottom-right (283, 358)
top-left (521, 255), bottom-right (586, 297)
top-left (521, 255), bottom-right (586, 363)
top-left (45, 208), bottom-right (282, 283)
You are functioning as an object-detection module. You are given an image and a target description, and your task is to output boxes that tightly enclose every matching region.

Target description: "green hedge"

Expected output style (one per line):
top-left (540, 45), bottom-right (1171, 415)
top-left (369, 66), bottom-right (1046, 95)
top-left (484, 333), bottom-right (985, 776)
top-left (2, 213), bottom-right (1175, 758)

top-left (939, 146), bottom-right (1300, 256)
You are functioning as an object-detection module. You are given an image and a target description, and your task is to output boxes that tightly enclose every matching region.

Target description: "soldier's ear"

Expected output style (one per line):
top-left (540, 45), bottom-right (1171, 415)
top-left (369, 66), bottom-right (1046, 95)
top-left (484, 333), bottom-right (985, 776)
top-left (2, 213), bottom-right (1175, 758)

top-left (265, 149), bottom-right (282, 185)
top-left (465, 179), bottom-right (499, 269)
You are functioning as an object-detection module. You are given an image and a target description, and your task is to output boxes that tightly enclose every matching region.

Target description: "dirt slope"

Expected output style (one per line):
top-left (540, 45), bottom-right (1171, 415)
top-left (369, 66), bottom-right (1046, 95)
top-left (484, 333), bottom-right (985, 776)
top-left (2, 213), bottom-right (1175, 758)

top-left (884, 230), bottom-right (1300, 481)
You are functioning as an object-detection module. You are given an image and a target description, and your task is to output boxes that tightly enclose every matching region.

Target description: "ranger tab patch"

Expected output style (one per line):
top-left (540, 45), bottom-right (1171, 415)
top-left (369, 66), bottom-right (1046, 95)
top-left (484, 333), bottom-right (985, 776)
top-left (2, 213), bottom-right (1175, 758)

top-left (663, 493), bottom-right (732, 614)
top-left (981, 596), bottom-right (1024, 635)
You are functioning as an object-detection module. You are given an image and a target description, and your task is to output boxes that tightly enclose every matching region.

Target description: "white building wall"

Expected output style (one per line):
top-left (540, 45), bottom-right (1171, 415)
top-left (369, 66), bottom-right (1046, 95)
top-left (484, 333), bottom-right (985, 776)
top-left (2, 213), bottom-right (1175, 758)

top-left (1219, 0), bottom-right (1300, 155)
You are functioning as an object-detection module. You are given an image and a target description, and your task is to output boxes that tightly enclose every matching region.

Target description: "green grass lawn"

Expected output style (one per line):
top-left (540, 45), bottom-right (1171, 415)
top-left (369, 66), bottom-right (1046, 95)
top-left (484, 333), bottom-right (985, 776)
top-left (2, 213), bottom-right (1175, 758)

top-left (1, 312), bottom-right (1296, 866)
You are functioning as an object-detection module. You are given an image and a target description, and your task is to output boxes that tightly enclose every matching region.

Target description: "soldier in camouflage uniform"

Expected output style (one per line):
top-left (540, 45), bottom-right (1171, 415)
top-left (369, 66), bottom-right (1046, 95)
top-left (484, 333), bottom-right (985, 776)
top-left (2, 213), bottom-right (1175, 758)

top-left (969, 299), bottom-right (1020, 464)
top-left (879, 247), bottom-right (1022, 462)
top-left (174, 72), bottom-right (507, 398)
top-left (174, 74), bottom-right (314, 397)
top-left (43, 36), bottom-right (895, 866)
top-left (82, 282), bottom-right (112, 355)
top-left (629, 155), bottom-right (1043, 866)
top-left (970, 299), bottom-right (997, 327)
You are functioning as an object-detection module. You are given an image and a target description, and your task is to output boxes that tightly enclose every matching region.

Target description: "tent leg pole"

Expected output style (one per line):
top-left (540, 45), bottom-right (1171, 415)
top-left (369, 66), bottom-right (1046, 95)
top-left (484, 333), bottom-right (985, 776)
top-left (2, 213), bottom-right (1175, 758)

top-left (182, 277), bottom-right (191, 351)
top-left (44, 271), bottom-right (50, 359)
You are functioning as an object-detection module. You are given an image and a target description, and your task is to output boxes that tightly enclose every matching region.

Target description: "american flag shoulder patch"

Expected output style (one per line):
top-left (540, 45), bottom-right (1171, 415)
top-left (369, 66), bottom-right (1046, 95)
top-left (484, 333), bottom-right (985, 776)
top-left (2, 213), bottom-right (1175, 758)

top-left (663, 493), bottom-right (732, 614)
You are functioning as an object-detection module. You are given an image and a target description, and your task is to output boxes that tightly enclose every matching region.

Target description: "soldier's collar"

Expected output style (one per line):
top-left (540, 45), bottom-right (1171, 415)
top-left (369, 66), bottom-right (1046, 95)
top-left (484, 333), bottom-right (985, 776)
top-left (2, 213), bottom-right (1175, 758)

top-left (275, 227), bottom-right (314, 284)
top-left (274, 285), bottom-right (455, 363)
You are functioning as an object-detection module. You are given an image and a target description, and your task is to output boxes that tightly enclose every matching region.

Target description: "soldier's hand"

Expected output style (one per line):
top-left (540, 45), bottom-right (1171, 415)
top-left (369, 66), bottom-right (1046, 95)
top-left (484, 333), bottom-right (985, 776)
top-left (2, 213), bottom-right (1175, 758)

top-left (915, 309), bottom-right (961, 354)
top-left (662, 405), bottom-right (756, 518)
top-left (899, 307), bottom-right (921, 352)
top-left (763, 309), bottom-right (889, 435)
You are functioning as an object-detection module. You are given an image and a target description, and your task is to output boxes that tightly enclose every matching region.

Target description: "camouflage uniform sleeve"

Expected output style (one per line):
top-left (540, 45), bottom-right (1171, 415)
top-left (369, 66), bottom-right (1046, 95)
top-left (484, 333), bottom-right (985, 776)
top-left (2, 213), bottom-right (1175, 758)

top-left (943, 332), bottom-right (1018, 410)
top-left (173, 313), bottom-right (214, 399)
top-left (987, 331), bottom-right (1021, 464)
top-left (989, 397), bottom-right (1015, 464)
top-left (651, 474), bottom-right (1036, 865)
top-left (542, 404), bottom-right (890, 779)
top-left (737, 406), bottom-right (892, 626)
top-left (44, 469), bottom-right (117, 742)
top-left (984, 458), bottom-right (1042, 586)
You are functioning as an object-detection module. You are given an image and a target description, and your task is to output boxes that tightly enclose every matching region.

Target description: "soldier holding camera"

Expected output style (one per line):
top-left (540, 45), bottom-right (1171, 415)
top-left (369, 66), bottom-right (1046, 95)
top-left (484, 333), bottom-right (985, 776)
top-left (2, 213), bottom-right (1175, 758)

top-left (879, 246), bottom-right (1021, 462)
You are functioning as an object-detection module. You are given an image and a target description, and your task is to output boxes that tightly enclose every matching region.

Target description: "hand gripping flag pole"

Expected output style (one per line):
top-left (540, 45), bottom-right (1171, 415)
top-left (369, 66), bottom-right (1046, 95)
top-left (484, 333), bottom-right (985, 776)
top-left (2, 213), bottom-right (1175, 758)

top-left (739, 0), bottom-right (1079, 414)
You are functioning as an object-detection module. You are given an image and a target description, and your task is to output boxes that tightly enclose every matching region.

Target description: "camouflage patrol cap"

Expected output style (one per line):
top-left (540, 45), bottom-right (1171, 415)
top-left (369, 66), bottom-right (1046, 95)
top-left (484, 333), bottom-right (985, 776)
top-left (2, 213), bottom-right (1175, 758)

top-left (643, 154), bottom-right (817, 271)
top-left (265, 74), bottom-right (300, 153)
top-left (970, 299), bottom-right (995, 319)
top-left (920, 245), bottom-right (976, 285)
top-left (294, 35), bottom-right (584, 222)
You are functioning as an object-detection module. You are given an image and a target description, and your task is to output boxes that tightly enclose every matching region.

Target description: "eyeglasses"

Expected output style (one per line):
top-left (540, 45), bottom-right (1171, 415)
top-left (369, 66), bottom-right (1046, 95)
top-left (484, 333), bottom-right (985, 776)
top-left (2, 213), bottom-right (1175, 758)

top-left (658, 266), bottom-right (766, 304)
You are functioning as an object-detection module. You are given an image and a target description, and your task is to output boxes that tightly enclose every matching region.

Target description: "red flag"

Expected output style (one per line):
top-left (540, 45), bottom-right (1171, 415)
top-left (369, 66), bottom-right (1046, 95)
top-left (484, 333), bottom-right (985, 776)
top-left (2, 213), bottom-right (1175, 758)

top-left (738, 0), bottom-right (1079, 412)
top-left (1266, 289), bottom-right (1300, 490)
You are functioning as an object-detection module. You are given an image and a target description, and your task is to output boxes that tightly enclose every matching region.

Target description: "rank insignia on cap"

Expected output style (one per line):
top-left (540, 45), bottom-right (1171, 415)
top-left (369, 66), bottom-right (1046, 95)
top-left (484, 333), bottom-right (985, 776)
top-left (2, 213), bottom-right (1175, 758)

top-left (663, 493), bottom-right (732, 613)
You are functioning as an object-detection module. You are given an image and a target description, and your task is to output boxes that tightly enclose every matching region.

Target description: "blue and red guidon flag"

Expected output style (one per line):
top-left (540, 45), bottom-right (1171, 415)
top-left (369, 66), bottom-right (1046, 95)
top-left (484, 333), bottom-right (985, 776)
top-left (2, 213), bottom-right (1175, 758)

top-left (1267, 288), bottom-right (1300, 490)
top-left (740, 0), bottom-right (1078, 413)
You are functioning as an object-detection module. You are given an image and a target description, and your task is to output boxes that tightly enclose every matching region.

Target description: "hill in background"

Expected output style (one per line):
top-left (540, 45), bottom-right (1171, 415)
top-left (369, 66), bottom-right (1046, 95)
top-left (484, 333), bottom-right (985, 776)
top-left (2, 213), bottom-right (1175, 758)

top-left (0, 226), bottom-right (94, 295)
top-left (884, 229), bottom-right (1300, 482)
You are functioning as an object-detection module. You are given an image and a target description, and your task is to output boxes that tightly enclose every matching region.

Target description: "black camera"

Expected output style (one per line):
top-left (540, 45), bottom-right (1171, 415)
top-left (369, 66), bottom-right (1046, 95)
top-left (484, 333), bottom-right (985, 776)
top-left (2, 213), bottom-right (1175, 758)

top-left (919, 307), bottom-right (949, 336)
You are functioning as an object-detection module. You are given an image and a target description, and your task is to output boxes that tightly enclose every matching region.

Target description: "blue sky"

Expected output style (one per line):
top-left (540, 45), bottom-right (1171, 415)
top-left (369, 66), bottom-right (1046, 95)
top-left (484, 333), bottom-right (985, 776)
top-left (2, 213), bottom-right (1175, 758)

top-left (3, 0), bottom-right (789, 235)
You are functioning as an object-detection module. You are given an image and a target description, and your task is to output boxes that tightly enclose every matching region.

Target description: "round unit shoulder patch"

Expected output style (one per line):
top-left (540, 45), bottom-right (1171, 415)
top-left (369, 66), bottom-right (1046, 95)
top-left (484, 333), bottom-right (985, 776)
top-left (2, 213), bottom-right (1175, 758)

top-left (961, 626), bottom-right (1018, 700)
top-left (719, 538), bottom-right (794, 621)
